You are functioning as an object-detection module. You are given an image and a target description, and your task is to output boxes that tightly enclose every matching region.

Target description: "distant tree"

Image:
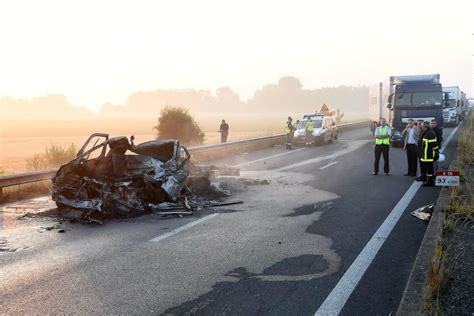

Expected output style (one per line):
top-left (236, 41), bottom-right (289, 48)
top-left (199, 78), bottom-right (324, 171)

top-left (278, 76), bottom-right (303, 91)
top-left (154, 106), bottom-right (205, 146)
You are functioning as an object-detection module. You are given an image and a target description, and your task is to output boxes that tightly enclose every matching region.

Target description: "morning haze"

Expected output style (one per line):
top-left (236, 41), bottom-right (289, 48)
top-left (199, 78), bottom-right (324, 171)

top-left (0, 0), bottom-right (472, 172)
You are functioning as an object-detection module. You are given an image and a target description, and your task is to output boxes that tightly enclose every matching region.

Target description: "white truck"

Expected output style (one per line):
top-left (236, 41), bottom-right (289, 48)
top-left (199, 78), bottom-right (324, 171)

top-left (442, 86), bottom-right (463, 126)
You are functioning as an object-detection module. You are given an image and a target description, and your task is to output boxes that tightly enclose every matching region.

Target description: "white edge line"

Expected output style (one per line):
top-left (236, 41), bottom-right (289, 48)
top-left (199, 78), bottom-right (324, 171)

top-left (315, 181), bottom-right (422, 315)
top-left (314, 126), bottom-right (460, 315)
top-left (440, 124), bottom-right (459, 153)
top-left (149, 213), bottom-right (218, 242)
top-left (319, 161), bottom-right (338, 170)
top-left (232, 147), bottom-right (306, 167)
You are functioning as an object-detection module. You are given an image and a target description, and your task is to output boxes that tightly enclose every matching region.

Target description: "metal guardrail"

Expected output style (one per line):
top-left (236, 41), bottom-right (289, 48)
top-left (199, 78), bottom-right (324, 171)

top-left (0, 169), bottom-right (58, 199)
top-left (0, 120), bottom-right (369, 199)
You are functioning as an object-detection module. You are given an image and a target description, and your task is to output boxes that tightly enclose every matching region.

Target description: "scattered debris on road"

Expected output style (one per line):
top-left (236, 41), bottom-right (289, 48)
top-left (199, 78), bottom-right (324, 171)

top-left (51, 133), bottom-right (241, 223)
top-left (411, 203), bottom-right (435, 222)
top-left (0, 237), bottom-right (16, 252)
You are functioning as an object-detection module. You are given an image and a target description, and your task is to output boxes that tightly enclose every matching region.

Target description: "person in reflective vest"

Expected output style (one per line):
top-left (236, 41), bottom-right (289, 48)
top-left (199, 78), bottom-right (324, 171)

top-left (306, 119), bottom-right (314, 144)
top-left (373, 118), bottom-right (391, 176)
top-left (416, 121), bottom-right (439, 186)
top-left (285, 116), bottom-right (293, 144)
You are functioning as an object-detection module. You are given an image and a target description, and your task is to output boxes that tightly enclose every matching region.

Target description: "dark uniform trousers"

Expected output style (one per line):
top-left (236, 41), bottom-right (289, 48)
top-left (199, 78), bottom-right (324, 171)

top-left (420, 161), bottom-right (434, 178)
top-left (221, 132), bottom-right (228, 143)
top-left (406, 144), bottom-right (418, 175)
top-left (374, 144), bottom-right (390, 174)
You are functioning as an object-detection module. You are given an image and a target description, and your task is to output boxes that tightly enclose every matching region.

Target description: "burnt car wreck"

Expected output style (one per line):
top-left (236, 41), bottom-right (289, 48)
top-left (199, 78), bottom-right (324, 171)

top-left (52, 133), bottom-right (240, 222)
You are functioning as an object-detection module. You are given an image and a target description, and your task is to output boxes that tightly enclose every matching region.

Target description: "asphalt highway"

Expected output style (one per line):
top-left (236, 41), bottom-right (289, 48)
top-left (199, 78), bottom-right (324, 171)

top-left (0, 126), bottom-right (458, 315)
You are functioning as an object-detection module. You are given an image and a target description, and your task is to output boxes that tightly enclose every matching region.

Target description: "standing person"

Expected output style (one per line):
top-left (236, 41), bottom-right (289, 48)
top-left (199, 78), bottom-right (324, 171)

top-left (430, 119), bottom-right (443, 148)
top-left (430, 119), bottom-right (443, 173)
top-left (285, 116), bottom-right (294, 144)
top-left (219, 119), bottom-right (229, 143)
top-left (416, 119), bottom-right (424, 133)
top-left (402, 119), bottom-right (419, 176)
top-left (294, 120), bottom-right (300, 131)
top-left (373, 118), bottom-right (391, 176)
top-left (305, 119), bottom-right (314, 145)
top-left (416, 121), bottom-right (439, 186)
top-left (415, 120), bottom-right (426, 179)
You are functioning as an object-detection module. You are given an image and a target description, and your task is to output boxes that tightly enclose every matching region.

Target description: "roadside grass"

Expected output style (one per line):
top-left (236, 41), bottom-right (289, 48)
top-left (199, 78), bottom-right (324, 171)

top-left (25, 143), bottom-right (77, 171)
top-left (425, 111), bottom-right (473, 314)
top-left (0, 181), bottom-right (52, 204)
top-left (424, 240), bottom-right (447, 315)
top-left (0, 143), bottom-right (75, 204)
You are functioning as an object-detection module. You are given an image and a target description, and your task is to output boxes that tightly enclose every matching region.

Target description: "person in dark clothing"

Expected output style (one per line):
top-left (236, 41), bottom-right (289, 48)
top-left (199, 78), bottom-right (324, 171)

top-left (219, 119), bottom-right (229, 143)
top-left (430, 119), bottom-right (443, 173)
top-left (402, 119), bottom-right (419, 176)
top-left (286, 116), bottom-right (294, 144)
top-left (416, 122), bottom-right (439, 186)
top-left (430, 119), bottom-right (443, 148)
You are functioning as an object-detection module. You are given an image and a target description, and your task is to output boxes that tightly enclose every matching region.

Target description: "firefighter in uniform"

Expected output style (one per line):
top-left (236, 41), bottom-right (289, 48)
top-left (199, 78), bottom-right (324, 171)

top-left (417, 121), bottom-right (439, 186)
top-left (373, 118), bottom-right (391, 176)
top-left (305, 119), bottom-right (314, 145)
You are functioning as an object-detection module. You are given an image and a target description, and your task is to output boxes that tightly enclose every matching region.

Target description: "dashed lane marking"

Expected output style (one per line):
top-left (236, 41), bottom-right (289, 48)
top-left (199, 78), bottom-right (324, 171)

top-left (149, 214), bottom-right (218, 242)
top-left (232, 147), bottom-right (306, 167)
top-left (319, 161), bottom-right (338, 170)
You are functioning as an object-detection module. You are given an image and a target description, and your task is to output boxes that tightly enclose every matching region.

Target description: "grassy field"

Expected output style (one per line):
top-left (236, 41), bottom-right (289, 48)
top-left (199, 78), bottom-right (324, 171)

top-left (1, 112), bottom-right (367, 174)
top-left (0, 131), bottom-right (283, 174)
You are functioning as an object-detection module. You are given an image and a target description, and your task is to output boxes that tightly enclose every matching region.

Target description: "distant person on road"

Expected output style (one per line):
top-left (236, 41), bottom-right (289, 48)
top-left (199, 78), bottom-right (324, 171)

top-left (219, 119), bottom-right (229, 143)
top-left (416, 121), bottom-right (439, 186)
top-left (373, 118), bottom-right (391, 176)
top-left (305, 119), bottom-right (314, 145)
top-left (402, 119), bottom-right (419, 176)
top-left (370, 121), bottom-right (378, 135)
top-left (294, 120), bottom-right (300, 130)
top-left (286, 116), bottom-right (294, 144)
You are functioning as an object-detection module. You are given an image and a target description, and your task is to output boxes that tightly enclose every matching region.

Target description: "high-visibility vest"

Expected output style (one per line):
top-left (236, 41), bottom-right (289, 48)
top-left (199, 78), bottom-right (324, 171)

top-left (375, 126), bottom-right (390, 145)
top-left (420, 137), bottom-right (439, 162)
top-left (285, 126), bottom-right (291, 134)
top-left (306, 120), bottom-right (314, 132)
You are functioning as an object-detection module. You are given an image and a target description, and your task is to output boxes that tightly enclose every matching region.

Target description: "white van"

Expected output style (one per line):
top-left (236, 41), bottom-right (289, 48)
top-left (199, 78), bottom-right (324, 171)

top-left (293, 114), bottom-right (338, 145)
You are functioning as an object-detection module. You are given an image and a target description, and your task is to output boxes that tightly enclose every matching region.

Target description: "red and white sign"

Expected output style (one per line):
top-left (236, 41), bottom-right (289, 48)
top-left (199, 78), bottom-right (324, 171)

top-left (435, 171), bottom-right (460, 186)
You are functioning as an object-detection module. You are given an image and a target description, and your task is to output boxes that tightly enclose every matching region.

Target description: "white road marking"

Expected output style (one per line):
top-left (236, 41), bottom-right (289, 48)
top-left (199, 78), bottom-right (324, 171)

top-left (440, 126), bottom-right (459, 153)
top-left (149, 214), bottom-right (218, 242)
top-left (319, 161), bottom-right (338, 170)
top-left (232, 147), bottom-right (306, 167)
top-left (278, 140), bottom-right (370, 172)
top-left (314, 125), bottom-right (459, 316)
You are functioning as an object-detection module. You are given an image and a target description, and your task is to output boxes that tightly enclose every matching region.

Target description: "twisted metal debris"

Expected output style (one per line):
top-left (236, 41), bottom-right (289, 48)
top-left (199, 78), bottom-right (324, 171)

top-left (52, 133), bottom-right (240, 223)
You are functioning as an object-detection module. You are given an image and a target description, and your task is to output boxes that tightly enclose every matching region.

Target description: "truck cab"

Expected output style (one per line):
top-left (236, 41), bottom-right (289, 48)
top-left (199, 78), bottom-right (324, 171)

top-left (442, 86), bottom-right (463, 126)
top-left (387, 74), bottom-right (444, 146)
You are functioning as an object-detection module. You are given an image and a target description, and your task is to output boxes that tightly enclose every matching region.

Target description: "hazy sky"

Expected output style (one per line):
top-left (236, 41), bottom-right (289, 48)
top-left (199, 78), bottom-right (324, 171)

top-left (1, 0), bottom-right (473, 111)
